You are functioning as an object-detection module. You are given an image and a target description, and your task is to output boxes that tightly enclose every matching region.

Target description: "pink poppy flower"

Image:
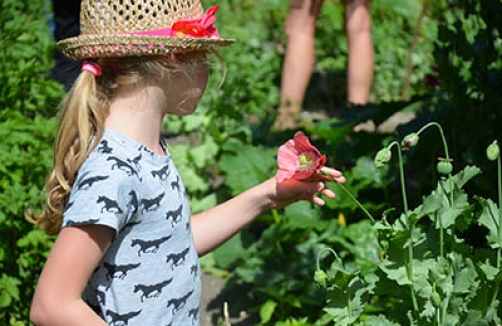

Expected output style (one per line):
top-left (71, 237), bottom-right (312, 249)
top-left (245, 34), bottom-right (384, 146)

top-left (276, 132), bottom-right (327, 182)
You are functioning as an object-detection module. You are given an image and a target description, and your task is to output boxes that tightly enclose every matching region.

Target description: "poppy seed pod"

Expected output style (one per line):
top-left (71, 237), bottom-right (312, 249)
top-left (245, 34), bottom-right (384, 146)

top-left (437, 160), bottom-right (453, 175)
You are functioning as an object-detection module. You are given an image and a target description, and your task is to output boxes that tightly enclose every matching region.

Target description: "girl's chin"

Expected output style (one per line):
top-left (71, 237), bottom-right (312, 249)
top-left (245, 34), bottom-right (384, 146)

top-left (166, 106), bottom-right (198, 116)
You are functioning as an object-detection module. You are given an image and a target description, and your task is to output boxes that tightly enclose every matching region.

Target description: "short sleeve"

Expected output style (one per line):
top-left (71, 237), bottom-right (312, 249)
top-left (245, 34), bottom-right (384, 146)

top-left (62, 153), bottom-right (139, 234)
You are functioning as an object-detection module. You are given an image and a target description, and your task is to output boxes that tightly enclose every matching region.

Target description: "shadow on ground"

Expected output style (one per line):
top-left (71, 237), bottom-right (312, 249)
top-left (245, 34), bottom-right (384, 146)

top-left (201, 273), bottom-right (260, 326)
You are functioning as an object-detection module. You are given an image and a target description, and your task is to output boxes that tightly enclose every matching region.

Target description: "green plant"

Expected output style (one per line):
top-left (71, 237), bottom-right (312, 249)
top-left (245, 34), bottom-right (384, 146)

top-left (316, 123), bottom-right (501, 325)
top-left (0, 0), bottom-right (64, 323)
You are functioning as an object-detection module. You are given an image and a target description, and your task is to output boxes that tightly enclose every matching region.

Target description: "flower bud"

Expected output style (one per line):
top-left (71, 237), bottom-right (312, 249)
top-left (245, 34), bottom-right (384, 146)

top-left (402, 133), bottom-right (419, 149)
top-left (486, 141), bottom-right (500, 161)
top-left (432, 291), bottom-right (441, 307)
top-left (379, 240), bottom-right (389, 250)
top-left (437, 160), bottom-right (453, 175)
top-left (314, 270), bottom-right (327, 288)
top-left (374, 148), bottom-right (392, 168)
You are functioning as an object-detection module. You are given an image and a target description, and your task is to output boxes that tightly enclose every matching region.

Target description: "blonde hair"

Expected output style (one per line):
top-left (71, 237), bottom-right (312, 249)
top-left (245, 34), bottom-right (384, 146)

top-left (29, 52), bottom-right (208, 235)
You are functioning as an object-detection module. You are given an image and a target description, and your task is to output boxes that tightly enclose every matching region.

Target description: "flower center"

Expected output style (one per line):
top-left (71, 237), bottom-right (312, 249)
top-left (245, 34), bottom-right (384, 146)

top-left (298, 152), bottom-right (316, 171)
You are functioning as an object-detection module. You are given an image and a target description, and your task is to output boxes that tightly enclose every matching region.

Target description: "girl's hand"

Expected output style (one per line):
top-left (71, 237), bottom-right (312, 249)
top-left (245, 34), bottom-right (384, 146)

top-left (268, 166), bottom-right (346, 209)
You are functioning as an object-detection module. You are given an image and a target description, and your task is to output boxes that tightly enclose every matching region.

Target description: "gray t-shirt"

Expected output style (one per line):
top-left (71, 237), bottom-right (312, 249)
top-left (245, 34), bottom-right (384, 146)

top-left (62, 128), bottom-right (201, 325)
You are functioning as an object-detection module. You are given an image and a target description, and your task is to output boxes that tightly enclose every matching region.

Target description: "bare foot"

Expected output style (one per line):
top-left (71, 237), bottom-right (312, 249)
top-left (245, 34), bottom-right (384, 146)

top-left (273, 108), bottom-right (301, 131)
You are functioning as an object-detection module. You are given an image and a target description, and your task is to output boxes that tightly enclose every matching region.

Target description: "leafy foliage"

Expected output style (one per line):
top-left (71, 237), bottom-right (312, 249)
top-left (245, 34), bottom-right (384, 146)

top-left (316, 142), bottom-right (501, 325)
top-left (0, 1), bottom-right (64, 323)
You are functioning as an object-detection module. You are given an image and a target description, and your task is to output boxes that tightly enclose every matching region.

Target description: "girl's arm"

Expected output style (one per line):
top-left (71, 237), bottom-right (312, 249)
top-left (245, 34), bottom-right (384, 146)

top-left (191, 167), bottom-right (344, 256)
top-left (30, 225), bottom-right (114, 326)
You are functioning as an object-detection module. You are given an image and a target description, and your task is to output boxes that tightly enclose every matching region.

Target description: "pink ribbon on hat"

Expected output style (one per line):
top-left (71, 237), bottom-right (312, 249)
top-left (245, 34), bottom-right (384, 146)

top-left (129, 5), bottom-right (221, 39)
top-left (81, 61), bottom-right (102, 76)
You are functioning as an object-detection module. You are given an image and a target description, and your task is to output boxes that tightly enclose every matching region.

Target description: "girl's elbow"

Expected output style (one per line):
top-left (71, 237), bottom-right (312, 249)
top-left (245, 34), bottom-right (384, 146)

top-left (30, 301), bottom-right (47, 326)
top-left (30, 296), bottom-right (58, 326)
top-left (30, 304), bottom-right (44, 326)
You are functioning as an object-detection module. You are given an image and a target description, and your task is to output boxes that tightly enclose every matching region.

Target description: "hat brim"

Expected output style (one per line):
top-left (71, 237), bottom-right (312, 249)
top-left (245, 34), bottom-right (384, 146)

top-left (58, 34), bottom-right (236, 60)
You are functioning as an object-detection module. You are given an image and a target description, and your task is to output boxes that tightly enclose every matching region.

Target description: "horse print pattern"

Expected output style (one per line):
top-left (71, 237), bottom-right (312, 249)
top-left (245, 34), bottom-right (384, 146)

top-left (165, 204), bottom-right (183, 228)
top-left (98, 195), bottom-right (123, 214)
top-left (103, 262), bottom-right (141, 280)
top-left (131, 235), bottom-right (172, 256)
top-left (166, 247), bottom-right (190, 270)
top-left (166, 290), bottom-right (193, 314)
top-left (151, 164), bottom-right (171, 180)
top-left (171, 175), bottom-right (181, 193)
top-left (63, 129), bottom-right (201, 325)
top-left (140, 192), bottom-right (165, 212)
top-left (77, 175), bottom-right (109, 190)
top-left (128, 190), bottom-right (139, 215)
top-left (134, 278), bottom-right (173, 302)
top-left (188, 307), bottom-right (200, 324)
top-left (97, 139), bottom-right (113, 154)
top-left (128, 154), bottom-right (142, 170)
top-left (106, 309), bottom-right (142, 326)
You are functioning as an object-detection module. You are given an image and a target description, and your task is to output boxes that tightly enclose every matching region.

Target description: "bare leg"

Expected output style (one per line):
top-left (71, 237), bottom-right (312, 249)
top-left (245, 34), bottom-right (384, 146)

top-left (345, 0), bottom-right (373, 105)
top-left (274, 0), bottom-right (324, 130)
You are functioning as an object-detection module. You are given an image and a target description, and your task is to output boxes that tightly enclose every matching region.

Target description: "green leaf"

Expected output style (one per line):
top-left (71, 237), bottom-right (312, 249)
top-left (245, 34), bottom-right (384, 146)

top-left (190, 193), bottom-right (217, 214)
top-left (189, 136), bottom-right (218, 169)
top-left (451, 166), bottom-right (482, 188)
top-left (351, 156), bottom-right (389, 187)
top-left (379, 261), bottom-right (411, 286)
top-left (462, 310), bottom-right (491, 326)
top-left (282, 201), bottom-right (321, 230)
top-left (476, 197), bottom-right (501, 249)
top-left (0, 275), bottom-right (21, 308)
top-left (213, 231), bottom-right (255, 269)
top-left (259, 299), bottom-right (278, 324)
top-left (361, 315), bottom-right (400, 326)
top-left (219, 144), bottom-right (276, 195)
top-left (478, 259), bottom-right (499, 281)
top-left (452, 257), bottom-right (478, 294)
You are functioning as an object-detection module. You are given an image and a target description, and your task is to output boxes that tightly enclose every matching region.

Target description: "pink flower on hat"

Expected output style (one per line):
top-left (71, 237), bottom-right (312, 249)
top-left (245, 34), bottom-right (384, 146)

top-left (130, 5), bottom-right (221, 39)
top-left (276, 132), bottom-right (327, 183)
top-left (171, 5), bottom-right (220, 38)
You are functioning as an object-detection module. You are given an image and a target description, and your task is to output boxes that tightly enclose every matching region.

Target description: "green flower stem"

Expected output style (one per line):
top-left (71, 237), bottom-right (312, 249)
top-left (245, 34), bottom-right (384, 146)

top-left (434, 211), bottom-right (444, 258)
top-left (388, 141), bottom-right (409, 213)
top-left (321, 171), bottom-right (375, 222)
top-left (487, 140), bottom-right (501, 319)
top-left (498, 153), bottom-right (502, 270)
top-left (337, 182), bottom-right (375, 222)
top-left (388, 141), bottom-right (418, 311)
top-left (315, 247), bottom-right (342, 271)
top-left (416, 122), bottom-right (451, 160)
top-left (315, 248), bottom-right (352, 319)
top-left (416, 122), bottom-right (452, 261)
top-left (439, 212), bottom-right (444, 259)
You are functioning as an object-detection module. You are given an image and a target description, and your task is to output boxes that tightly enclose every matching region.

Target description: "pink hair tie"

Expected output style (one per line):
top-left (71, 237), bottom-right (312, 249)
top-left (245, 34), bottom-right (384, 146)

top-left (81, 61), bottom-right (102, 76)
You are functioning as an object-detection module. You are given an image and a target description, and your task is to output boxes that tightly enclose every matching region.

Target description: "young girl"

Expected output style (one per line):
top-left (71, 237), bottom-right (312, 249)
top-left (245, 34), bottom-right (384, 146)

top-left (29, 0), bottom-right (345, 325)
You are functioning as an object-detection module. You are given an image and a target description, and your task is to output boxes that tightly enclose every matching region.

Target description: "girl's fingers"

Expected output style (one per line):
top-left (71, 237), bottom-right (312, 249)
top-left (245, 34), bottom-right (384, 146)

top-left (321, 188), bottom-right (335, 199)
top-left (321, 166), bottom-right (342, 177)
top-left (316, 167), bottom-right (346, 184)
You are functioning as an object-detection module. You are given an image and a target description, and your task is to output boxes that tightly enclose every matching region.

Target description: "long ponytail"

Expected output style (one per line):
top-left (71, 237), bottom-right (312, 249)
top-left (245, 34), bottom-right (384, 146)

top-left (28, 63), bottom-right (108, 235)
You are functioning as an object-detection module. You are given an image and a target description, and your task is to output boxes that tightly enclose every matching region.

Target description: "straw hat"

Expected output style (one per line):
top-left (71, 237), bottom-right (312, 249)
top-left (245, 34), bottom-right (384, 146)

top-left (58, 0), bottom-right (235, 60)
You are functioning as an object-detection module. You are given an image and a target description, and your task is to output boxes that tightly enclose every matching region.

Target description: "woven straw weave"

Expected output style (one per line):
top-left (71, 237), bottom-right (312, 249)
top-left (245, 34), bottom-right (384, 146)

top-left (80, 0), bottom-right (203, 35)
